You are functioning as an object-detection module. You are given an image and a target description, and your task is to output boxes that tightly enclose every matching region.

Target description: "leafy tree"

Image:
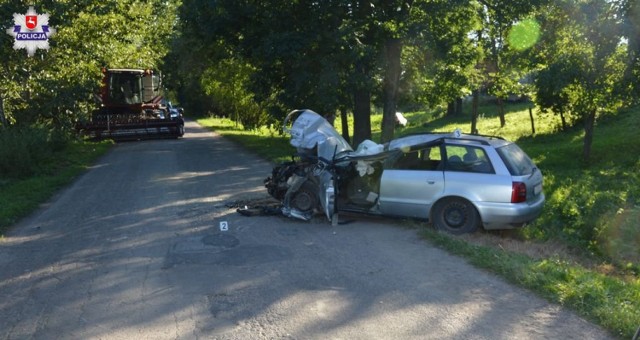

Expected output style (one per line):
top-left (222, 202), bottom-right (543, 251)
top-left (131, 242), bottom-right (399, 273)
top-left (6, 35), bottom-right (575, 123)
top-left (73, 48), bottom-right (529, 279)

top-left (621, 0), bottom-right (640, 101)
top-left (0, 1), bottom-right (179, 129)
top-left (172, 0), bottom-right (373, 143)
top-left (200, 58), bottom-right (268, 129)
top-left (352, 0), bottom-right (479, 142)
top-left (533, 0), bottom-right (626, 163)
top-left (534, 60), bottom-right (576, 131)
top-left (401, 1), bottom-right (480, 116)
top-left (474, 0), bottom-right (544, 128)
top-left (164, 0), bottom-right (228, 117)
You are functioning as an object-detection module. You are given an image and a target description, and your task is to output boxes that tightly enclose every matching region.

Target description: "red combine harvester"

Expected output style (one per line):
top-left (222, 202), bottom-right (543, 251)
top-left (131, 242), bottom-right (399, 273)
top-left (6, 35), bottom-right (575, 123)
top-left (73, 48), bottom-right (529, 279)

top-left (77, 68), bottom-right (184, 140)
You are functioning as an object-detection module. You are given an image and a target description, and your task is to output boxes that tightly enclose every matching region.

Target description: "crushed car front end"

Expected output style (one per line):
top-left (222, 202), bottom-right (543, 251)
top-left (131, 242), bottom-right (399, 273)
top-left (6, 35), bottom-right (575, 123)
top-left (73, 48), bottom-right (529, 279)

top-left (264, 109), bottom-right (390, 224)
top-left (265, 110), bottom-right (351, 222)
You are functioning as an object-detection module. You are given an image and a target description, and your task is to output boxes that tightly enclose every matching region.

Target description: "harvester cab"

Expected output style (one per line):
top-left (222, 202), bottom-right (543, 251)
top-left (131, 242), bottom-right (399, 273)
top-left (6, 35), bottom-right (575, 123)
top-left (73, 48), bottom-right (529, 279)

top-left (78, 68), bottom-right (184, 140)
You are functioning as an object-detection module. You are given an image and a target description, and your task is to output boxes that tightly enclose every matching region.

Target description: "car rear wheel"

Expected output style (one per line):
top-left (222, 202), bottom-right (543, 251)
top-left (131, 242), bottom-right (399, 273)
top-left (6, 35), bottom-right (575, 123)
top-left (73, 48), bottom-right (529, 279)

top-left (432, 198), bottom-right (479, 235)
top-left (290, 181), bottom-right (319, 213)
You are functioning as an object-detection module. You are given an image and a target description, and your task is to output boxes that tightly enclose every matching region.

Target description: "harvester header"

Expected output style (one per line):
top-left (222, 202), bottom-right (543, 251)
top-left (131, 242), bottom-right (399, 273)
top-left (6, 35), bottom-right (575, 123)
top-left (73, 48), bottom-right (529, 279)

top-left (77, 67), bottom-right (184, 140)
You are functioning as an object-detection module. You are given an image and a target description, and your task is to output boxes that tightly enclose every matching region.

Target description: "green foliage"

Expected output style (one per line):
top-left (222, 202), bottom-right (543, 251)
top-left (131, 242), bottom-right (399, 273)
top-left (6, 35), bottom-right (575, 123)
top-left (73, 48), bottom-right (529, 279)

top-left (0, 139), bottom-right (112, 235)
top-left (621, 0), bottom-right (640, 101)
top-left (171, 0), bottom-right (488, 129)
top-left (173, 0), bottom-right (359, 121)
top-left (0, 1), bottom-right (180, 127)
top-left (401, 2), bottom-right (480, 107)
top-left (532, 1), bottom-right (627, 161)
top-left (0, 126), bottom-right (70, 178)
top-left (518, 110), bottom-right (640, 261)
top-left (200, 59), bottom-right (270, 129)
top-left (471, 0), bottom-right (545, 113)
top-left (597, 205), bottom-right (640, 269)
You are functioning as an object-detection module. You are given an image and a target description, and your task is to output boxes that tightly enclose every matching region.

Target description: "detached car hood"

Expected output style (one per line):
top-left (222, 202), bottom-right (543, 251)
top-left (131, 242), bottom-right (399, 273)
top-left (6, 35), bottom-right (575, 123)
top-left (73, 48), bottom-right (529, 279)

top-left (284, 109), bottom-right (396, 162)
top-left (285, 109), bottom-right (354, 161)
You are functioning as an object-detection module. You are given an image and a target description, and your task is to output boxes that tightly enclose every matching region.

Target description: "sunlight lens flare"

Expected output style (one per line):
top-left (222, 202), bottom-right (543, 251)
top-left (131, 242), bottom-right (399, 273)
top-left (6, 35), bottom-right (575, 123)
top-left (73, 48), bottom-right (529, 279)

top-left (509, 18), bottom-right (541, 51)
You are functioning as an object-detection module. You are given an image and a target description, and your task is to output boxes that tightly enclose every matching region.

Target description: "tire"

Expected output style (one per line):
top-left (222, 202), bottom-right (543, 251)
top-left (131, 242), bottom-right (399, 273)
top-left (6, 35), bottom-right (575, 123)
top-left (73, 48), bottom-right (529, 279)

top-left (431, 197), bottom-right (480, 235)
top-left (290, 181), bottom-right (319, 213)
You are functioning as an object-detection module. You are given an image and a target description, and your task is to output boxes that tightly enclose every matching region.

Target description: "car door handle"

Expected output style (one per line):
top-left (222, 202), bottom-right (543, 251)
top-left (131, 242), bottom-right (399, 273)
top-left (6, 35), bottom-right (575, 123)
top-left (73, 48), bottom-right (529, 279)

top-left (427, 180), bottom-right (436, 184)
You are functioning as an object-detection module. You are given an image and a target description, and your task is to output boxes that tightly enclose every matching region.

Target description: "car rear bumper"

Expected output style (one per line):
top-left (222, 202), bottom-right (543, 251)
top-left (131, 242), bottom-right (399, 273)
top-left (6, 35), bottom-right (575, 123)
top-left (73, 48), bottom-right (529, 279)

top-left (475, 193), bottom-right (545, 230)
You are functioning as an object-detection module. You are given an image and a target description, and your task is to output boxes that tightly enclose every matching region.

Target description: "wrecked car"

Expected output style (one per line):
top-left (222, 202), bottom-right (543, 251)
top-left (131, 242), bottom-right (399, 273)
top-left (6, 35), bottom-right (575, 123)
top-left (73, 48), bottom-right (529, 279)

top-left (264, 109), bottom-right (545, 234)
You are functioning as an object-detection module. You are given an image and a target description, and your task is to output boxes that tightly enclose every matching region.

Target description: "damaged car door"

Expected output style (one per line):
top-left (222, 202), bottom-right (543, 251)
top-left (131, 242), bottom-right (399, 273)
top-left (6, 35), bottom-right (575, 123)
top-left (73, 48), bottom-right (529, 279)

top-left (379, 146), bottom-right (445, 219)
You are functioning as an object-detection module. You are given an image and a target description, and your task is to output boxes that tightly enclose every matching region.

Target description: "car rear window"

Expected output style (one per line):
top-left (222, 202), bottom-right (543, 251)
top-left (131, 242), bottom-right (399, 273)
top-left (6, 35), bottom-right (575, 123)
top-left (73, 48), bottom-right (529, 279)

top-left (496, 143), bottom-right (535, 176)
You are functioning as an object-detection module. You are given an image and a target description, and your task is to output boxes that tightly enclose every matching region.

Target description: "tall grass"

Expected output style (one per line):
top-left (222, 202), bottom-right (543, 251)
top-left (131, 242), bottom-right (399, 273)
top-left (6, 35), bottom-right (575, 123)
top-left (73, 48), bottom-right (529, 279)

top-left (0, 127), bottom-right (112, 234)
top-left (0, 126), bottom-right (64, 178)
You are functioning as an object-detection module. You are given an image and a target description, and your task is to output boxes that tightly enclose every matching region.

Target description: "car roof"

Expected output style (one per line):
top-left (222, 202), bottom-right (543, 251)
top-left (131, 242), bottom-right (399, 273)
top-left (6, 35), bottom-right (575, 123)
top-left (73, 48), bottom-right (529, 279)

top-left (388, 132), bottom-right (511, 151)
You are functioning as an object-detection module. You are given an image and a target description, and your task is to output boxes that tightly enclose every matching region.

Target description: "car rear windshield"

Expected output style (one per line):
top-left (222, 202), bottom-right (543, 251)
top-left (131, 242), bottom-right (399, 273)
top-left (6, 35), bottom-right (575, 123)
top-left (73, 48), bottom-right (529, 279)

top-left (496, 143), bottom-right (535, 176)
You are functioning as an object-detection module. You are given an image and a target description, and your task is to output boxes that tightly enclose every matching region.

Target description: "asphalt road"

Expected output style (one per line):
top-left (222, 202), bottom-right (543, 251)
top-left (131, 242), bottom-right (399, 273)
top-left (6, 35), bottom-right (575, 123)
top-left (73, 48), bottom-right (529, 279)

top-left (0, 120), bottom-right (612, 339)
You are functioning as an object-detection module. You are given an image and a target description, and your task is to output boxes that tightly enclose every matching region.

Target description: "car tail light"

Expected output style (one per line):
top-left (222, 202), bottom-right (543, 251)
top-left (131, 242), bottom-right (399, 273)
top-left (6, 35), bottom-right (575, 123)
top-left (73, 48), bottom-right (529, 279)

top-left (511, 182), bottom-right (527, 203)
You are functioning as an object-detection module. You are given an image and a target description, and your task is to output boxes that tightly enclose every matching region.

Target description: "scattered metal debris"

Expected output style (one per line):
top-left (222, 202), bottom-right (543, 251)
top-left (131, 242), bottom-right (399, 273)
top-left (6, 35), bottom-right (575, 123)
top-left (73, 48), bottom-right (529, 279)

top-left (225, 197), bottom-right (283, 217)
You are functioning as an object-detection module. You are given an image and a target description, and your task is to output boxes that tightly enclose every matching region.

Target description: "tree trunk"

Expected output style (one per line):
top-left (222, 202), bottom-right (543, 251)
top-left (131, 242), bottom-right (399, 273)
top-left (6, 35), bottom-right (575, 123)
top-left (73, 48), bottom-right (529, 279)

top-left (559, 110), bottom-right (568, 131)
top-left (455, 97), bottom-right (463, 115)
top-left (351, 54), bottom-right (373, 147)
top-left (353, 88), bottom-right (371, 147)
top-left (447, 101), bottom-right (455, 116)
top-left (381, 38), bottom-right (402, 143)
top-left (0, 96), bottom-right (7, 128)
top-left (498, 97), bottom-right (506, 127)
top-left (583, 109), bottom-right (596, 164)
top-left (529, 107), bottom-right (536, 135)
top-left (471, 89), bottom-right (479, 134)
top-left (339, 106), bottom-right (350, 144)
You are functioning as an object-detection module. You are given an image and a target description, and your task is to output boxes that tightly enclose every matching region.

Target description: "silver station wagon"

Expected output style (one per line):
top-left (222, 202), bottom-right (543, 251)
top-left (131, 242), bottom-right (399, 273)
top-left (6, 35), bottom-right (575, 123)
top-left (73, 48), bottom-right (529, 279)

top-left (265, 109), bottom-right (545, 234)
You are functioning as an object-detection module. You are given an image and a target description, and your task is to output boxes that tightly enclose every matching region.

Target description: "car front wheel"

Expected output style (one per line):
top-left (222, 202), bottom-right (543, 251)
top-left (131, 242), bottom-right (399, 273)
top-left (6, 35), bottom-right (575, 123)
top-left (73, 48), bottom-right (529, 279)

top-left (290, 181), bottom-right (319, 214)
top-left (431, 198), bottom-right (480, 235)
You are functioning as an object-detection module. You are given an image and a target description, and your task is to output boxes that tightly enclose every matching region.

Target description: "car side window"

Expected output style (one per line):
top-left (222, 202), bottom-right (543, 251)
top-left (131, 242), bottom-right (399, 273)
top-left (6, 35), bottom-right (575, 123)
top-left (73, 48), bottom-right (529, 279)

top-left (444, 145), bottom-right (494, 174)
top-left (390, 147), bottom-right (443, 171)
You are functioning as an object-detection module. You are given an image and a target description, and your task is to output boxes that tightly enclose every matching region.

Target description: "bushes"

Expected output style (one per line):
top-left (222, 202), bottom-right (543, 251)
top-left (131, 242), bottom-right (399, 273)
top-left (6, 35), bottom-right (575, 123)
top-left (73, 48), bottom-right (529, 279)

top-left (0, 126), bottom-right (71, 179)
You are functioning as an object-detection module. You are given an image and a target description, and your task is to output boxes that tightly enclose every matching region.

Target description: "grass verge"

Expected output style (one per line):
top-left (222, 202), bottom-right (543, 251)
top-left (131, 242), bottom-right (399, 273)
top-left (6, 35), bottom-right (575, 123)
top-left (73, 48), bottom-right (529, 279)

top-left (0, 140), bottom-right (112, 236)
top-left (421, 228), bottom-right (639, 339)
top-left (197, 116), bottom-right (292, 162)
